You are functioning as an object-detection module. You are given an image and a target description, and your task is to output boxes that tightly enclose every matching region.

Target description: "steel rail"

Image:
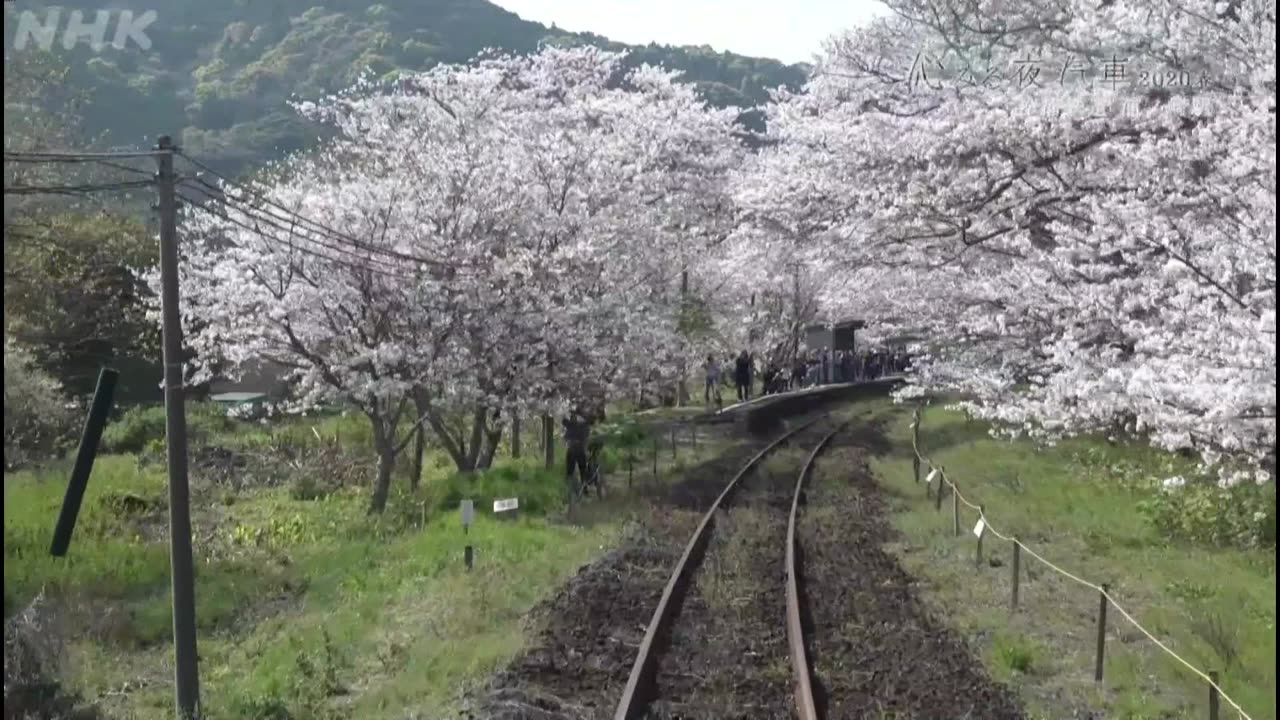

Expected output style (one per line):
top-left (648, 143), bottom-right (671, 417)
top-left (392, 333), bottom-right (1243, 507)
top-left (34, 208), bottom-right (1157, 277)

top-left (785, 422), bottom-right (848, 720)
top-left (613, 415), bottom-right (827, 720)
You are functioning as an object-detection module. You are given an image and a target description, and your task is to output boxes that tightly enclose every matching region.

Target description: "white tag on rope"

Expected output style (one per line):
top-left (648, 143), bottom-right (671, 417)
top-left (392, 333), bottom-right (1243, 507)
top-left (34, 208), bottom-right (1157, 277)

top-left (973, 518), bottom-right (986, 538)
top-left (925, 468), bottom-right (939, 484)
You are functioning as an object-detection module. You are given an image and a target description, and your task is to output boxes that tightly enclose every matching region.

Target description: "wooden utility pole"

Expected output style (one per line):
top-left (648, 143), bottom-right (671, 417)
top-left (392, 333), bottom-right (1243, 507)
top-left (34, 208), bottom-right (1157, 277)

top-left (678, 269), bottom-right (689, 406)
top-left (155, 136), bottom-right (200, 719)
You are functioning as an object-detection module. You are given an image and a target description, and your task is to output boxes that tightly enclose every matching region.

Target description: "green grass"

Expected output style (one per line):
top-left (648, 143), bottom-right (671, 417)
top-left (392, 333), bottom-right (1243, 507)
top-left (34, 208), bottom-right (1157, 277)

top-left (867, 403), bottom-right (1277, 720)
top-left (4, 405), bottom-right (732, 719)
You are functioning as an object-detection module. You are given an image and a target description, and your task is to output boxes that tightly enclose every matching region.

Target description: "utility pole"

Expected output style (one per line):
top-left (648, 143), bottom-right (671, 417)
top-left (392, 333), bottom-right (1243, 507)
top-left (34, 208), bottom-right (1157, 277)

top-left (791, 263), bottom-right (801, 359)
top-left (678, 269), bottom-right (689, 407)
top-left (155, 135), bottom-right (200, 719)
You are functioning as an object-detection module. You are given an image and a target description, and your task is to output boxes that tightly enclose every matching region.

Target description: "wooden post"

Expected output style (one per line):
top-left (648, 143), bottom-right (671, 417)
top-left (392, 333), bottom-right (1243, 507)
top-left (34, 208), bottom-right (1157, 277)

top-left (511, 414), bottom-right (521, 459)
top-left (952, 483), bottom-right (960, 537)
top-left (628, 452), bottom-right (634, 488)
top-left (671, 425), bottom-right (677, 460)
top-left (50, 368), bottom-right (118, 557)
top-left (912, 454), bottom-right (920, 485)
top-left (1095, 583), bottom-right (1109, 683)
top-left (1208, 670), bottom-right (1220, 720)
top-left (652, 436), bottom-right (658, 480)
top-left (1011, 540), bottom-right (1021, 611)
top-left (934, 468), bottom-right (945, 511)
top-left (975, 505), bottom-right (985, 566)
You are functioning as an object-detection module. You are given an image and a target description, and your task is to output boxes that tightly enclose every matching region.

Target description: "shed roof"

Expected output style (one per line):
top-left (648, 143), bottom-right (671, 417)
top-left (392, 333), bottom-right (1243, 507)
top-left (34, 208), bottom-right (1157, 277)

top-left (210, 392), bottom-right (268, 404)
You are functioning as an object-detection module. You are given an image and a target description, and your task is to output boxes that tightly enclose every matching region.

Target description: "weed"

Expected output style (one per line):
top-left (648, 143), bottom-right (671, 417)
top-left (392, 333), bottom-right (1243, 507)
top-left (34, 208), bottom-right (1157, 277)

top-left (1165, 579), bottom-right (1215, 602)
top-left (1189, 610), bottom-right (1241, 669)
top-left (992, 633), bottom-right (1038, 675)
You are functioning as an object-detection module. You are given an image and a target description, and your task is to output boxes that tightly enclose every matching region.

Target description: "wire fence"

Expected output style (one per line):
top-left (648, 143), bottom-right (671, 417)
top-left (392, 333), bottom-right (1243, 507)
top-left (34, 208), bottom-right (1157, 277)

top-left (908, 406), bottom-right (1255, 720)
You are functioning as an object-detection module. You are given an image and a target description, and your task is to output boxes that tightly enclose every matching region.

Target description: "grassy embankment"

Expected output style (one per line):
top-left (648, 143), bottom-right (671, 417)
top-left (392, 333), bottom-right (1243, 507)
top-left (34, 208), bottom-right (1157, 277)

top-left (4, 403), bottom-right (728, 719)
top-left (865, 402), bottom-right (1276, 720)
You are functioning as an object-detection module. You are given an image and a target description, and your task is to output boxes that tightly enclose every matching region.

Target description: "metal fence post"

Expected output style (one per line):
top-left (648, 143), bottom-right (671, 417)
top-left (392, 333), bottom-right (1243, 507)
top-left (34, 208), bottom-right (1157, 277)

top-left (1011, 540), bottom-right (1021, 611)
top-left (1208, 670), bottom-right (1220, 720)
top-left (1095, 583), bottom-right (1109, 683)
top-left (976, 506), bottom-right (987, 566)
top-left (952, 483), bottom-right (961, 537)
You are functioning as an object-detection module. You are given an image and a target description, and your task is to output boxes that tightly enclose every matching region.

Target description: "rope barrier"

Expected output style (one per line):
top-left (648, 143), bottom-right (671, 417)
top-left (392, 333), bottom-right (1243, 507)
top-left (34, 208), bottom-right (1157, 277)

top-left (908, 414), bottom-right (1255, 720)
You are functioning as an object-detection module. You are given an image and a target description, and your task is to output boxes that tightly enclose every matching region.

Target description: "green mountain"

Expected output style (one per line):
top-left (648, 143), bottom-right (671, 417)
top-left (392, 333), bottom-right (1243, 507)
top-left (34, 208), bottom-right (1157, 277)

top-left (4, 1), bottom-right (810, 173)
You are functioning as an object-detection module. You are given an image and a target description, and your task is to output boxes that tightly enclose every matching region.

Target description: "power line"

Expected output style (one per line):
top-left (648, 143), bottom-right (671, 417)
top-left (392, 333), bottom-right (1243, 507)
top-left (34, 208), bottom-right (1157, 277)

top-left (179, 176), bottom-right (438, 277)
top-left (178, 179), bottom-right (433, 280)
top-left (4, 149), bottom-right (167, 161)
top-left (177, 184), bottom-right (430, 282)
top-left (4, 179), bottom-right (155, 196)
top-left (174, 151), bottom-right (461, 270)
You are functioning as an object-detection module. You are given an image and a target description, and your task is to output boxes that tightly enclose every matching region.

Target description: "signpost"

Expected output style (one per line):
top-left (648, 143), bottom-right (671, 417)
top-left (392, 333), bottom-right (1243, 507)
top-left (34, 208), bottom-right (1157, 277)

top-left (461, 500), bottom-right (474, 571)
top-left (493, 497), bottom-right (519, 518)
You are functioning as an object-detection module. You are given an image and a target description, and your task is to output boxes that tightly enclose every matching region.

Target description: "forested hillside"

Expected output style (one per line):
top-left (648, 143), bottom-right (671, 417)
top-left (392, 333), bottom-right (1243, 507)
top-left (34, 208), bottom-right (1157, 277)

top-left (3, 0), bottom-right (809, 172)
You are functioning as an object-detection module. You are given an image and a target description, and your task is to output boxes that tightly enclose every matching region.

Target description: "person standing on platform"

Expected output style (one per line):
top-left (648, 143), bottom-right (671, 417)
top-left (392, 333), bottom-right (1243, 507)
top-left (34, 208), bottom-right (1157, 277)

top-left (703, 354), bottom-right (722, 407)
top-left (734, 350), bottom-right (752, 402)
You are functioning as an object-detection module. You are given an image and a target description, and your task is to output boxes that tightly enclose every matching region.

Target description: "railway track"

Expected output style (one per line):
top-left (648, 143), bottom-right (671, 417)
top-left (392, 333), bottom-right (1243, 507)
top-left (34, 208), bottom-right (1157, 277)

top-left (613, 414), bottom-right (849, 720)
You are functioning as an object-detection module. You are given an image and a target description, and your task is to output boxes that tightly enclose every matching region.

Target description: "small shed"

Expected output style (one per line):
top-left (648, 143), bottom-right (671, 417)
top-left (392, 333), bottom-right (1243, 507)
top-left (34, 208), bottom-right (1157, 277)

top-left (209, 391), bottom-right (268, 411)
top-left (208, 359), bottom-right (292, 402)
top-left (804, 319), bottom-right (865, 352)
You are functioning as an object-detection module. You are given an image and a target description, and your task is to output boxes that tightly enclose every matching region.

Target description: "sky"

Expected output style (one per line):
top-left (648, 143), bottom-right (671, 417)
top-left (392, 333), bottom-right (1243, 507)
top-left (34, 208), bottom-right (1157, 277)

top-left (490, 0), bottom-right (889, 65)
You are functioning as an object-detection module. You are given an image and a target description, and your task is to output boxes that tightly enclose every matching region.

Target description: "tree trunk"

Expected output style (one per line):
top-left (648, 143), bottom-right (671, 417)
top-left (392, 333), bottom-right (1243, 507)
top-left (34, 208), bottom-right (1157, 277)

top-left (511, 413), bottom-right (521, 458)
top-left (478, 426), bottom-right (503, 470)
top-left (368, 424), bottom-right (396, 514)
top-left (414, 391), bottom-right (474, 473)
top-left (410, 424), bottom-right (425, 491)
top-left (462, 408), bottom-right (486, 472)
top-left (542, 414), bottom-right (555, 470)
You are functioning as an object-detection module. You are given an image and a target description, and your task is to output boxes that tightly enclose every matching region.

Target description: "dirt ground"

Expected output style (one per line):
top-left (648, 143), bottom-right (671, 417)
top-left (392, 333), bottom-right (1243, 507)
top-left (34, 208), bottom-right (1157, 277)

top-left (643, 420), bottom-right (835, 720)
top-left (462, 434), bottom-right (783, 720)
top-left (466, 405), bottom-right (1024, 720)
top-left (797, 424), bottom-right (1025, 719)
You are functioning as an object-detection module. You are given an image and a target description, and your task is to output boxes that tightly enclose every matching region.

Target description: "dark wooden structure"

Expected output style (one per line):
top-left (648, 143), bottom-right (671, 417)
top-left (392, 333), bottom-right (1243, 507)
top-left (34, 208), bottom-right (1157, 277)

top-left (804, 319), bottom-right (865, 352)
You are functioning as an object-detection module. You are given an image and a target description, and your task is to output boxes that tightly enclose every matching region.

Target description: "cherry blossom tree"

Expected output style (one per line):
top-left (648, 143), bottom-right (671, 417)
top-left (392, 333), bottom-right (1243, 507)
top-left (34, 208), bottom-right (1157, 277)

top-left (740, 0), bottom-right (1276, 479)
top-left (175, 47), bottom-right (742, 511)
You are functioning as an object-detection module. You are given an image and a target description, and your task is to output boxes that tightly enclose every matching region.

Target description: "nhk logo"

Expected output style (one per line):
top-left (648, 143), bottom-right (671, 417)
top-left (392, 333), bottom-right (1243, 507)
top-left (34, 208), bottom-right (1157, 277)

top-left (8, 8), bottom-right (157, 52)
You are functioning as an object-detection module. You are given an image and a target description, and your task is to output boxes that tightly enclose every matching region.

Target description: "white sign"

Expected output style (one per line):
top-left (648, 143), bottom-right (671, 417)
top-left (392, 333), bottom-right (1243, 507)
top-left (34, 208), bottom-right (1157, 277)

top-left (973, 518), bottom-right (986, 538)
top-left (925, 468), bottom-right (939, 484)
top-left (11, 9), bottom-right (158, 52)
top-left (460, 499), bottom-right (474, 527)
top-left (493, 497), bottom-right (519, 513)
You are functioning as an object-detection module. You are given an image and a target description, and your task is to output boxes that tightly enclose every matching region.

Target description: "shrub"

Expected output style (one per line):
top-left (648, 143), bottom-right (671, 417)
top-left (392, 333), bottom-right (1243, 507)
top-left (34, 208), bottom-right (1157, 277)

top-left (993, 635), bottom-right (1038, 675)
top-left (427, 460), bottom-right (566, 518)
top-left (101, 402), bottom-right (234, 454)
top-left (3, 340), bottom-right (77, 470)
top-left (100, 405), bottom-right (167, 454)
top-left (1139, 479), bottom-right (1276, 549)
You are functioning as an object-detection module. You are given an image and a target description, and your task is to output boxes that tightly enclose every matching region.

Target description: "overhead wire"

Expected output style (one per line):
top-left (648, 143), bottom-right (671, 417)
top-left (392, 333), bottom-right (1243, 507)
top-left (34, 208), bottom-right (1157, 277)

top-left (176, 180), bottom-right (429, 282)
top-left (174, 150), bottom-right (461, 270)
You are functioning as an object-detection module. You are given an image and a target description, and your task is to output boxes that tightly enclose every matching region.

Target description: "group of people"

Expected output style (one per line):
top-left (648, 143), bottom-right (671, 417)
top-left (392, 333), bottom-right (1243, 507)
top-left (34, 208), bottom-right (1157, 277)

top-left (564, 346), bottom-right (909, 493)
top-left (703, 347), bottom-right (909, 406)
